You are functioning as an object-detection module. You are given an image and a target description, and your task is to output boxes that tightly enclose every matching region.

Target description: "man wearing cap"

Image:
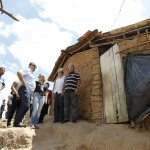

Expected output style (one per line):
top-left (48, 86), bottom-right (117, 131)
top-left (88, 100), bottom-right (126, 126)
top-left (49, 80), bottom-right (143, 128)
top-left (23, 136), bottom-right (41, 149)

top-left (0, 66), bottom-right (5, 94)
top-left (13, 62), bottom-right (37, 127)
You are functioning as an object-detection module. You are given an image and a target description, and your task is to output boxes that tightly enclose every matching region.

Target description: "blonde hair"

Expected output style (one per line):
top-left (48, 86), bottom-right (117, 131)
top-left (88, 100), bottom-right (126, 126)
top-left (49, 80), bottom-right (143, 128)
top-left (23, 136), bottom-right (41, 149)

top-left (38, 74), bottom-right (46, 82)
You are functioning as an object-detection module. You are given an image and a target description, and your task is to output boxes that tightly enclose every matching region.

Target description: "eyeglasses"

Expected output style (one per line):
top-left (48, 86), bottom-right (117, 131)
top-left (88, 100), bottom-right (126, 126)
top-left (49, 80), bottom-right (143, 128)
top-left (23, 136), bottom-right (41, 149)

top-left (32, 64), bottom-right (37, 68)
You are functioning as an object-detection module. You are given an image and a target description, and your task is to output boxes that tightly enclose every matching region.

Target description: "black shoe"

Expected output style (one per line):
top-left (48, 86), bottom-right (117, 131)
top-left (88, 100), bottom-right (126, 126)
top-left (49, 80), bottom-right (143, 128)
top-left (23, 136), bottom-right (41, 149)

top-left (61, 120), bottom-right (69, 124)
top-left (53, 120), bottom-right (59, 123)
top-left (13, 124), bottom-right (26, 127)
top-left (38, 121), bottom-right (44, 124)
top-left (7, 123), bottom-right (11, 127)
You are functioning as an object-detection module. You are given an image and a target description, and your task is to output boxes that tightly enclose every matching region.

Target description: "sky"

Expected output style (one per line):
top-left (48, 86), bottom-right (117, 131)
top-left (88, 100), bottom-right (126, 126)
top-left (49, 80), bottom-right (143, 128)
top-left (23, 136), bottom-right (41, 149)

top-left (0, 0), bottom-right (150, 105)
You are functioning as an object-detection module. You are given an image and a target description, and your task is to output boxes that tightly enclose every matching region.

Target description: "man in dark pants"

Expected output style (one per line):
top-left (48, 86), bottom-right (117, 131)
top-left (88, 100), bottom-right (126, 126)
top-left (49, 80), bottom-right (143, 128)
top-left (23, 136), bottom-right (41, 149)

top-left (13, 62), bottom-right (37, 127)
top-left (53, 68), bottom-right (65, 123)
top-left (7, 81), bottom-right (20, 126)
top-left (62, 63), bottom-right (81, 123)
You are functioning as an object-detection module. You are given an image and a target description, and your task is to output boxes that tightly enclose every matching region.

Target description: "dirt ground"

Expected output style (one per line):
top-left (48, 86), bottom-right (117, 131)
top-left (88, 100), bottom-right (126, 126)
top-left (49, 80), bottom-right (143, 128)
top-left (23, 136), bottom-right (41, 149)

top-left (0, 115), bottom-right (150, 150)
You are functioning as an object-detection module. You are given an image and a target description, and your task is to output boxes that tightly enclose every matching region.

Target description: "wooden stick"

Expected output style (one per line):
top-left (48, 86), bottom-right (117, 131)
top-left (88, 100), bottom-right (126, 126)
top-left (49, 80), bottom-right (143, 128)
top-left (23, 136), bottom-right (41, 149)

top-left (0, 8), bottom-right (19, 21)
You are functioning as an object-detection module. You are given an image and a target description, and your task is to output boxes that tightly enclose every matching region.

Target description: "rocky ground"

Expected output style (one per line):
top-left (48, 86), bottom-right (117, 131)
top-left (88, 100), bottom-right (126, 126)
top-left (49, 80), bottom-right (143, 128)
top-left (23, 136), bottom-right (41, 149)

top-left (0, 116), bottom-right (150, 150)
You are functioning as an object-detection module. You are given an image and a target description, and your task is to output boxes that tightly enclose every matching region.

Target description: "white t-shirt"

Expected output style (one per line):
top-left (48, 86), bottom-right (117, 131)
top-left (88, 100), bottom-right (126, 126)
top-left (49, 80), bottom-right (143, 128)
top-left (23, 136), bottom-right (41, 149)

top-left (53, 76), bottom-right (65, 94)
top-left (21, 68), bottom-right (36, 95)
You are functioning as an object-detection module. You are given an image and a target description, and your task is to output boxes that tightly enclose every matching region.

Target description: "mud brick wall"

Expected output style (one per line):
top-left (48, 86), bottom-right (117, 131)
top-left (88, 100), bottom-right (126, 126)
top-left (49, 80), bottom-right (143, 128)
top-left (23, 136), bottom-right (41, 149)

top-left (62, 48), bottom-right (102, 122)
top-left (118, 34), bottom-right (150, 56)
top-left (90, 47), bottom-right (103, 123)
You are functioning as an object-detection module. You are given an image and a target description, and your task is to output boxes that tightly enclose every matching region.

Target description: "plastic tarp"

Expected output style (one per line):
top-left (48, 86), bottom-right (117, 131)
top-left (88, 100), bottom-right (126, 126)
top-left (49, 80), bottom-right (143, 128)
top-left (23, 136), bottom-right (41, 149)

top-left (124, 53), bottom-right (150, 122)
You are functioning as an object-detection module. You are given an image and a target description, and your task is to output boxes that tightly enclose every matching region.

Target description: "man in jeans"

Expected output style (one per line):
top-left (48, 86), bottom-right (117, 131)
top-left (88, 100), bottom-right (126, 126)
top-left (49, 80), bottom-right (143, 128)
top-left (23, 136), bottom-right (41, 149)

top-left (13, 62), bottom-right (37, 127)
top-left (62, 63), bottom-right (81, 123)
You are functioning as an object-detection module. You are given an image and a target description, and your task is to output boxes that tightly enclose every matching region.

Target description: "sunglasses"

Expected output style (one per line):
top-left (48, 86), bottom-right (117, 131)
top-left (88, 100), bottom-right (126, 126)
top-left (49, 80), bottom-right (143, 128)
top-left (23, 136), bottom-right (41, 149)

top-left (31, 64), bottom-right (37, 68)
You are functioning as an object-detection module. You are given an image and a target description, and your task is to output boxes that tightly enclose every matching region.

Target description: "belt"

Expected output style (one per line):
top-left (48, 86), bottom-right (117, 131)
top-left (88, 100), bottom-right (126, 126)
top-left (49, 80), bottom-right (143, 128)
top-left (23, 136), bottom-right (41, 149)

top-left (56, 92), bottom-right (61, 94)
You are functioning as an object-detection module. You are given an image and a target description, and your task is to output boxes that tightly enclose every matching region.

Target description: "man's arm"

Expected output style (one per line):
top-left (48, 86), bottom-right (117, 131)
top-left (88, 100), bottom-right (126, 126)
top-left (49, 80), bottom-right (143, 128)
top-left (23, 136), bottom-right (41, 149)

top-left (11, 81), bottom-right (20, 99)
top-left (61, 82), bottom-right (65, 96)
top-left (0, 83), bottom-right (5, 91)
top-left (17, 71), bottom-right (25, 86)
top-left (75, 79), bottom-right (81, 94)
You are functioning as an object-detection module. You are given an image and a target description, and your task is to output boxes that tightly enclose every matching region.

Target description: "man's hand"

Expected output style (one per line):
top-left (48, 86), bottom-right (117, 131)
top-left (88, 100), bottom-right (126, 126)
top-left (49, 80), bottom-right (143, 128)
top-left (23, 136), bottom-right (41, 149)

top-left (61, 91), bottom-right (64, 96)
top-left (16, 93), bottom-right (20, 100)
top-left (75, 88), bottom-right (79, 95)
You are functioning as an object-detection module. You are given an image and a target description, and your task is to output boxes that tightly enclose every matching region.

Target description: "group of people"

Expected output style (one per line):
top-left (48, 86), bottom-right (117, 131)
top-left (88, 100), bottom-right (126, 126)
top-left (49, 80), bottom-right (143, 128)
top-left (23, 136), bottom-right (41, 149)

top-left (0, 62), bottom-right (81, 129)
top-left (53, 63), bottom-right (81, 124)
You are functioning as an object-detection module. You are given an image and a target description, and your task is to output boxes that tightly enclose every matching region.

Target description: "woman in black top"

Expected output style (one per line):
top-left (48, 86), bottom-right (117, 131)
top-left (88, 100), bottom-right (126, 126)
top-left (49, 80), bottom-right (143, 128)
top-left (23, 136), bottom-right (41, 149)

top-left (30, 74), bottom-right (48, 129)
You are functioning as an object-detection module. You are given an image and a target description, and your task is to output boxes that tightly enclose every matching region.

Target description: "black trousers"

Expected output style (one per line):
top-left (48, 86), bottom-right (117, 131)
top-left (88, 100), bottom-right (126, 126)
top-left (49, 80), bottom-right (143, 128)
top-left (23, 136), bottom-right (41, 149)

top-left (54, 93), bottom-right (64, 122)
top-left (39, 103), bottom-right (49, 122)
top-left (14, 86), bottom-right (30, 126)
top-left (7, 94), bottom-right (20, 125)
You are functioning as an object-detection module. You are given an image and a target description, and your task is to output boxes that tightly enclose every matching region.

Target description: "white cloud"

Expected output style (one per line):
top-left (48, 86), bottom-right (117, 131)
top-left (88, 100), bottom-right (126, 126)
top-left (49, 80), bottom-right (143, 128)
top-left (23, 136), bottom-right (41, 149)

top-left (8, 16), bottom-right (74, 73)
top-left (0, 22), bottom-right (11, 37)
top-left (30, 0), bottom-right (144, 34)
top-left (0, 43), bottom-right (6, 55)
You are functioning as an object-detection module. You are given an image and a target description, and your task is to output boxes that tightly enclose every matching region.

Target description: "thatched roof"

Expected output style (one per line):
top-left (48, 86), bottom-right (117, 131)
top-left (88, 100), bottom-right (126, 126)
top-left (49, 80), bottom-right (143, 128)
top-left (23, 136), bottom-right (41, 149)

top-left (48, 18), bottom-right (150, 81)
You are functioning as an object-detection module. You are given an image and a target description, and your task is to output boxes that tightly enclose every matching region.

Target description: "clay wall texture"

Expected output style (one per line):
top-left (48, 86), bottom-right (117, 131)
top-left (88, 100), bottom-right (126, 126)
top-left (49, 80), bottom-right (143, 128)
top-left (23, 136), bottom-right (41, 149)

top-left (62, 48), bottom-right (102, 123)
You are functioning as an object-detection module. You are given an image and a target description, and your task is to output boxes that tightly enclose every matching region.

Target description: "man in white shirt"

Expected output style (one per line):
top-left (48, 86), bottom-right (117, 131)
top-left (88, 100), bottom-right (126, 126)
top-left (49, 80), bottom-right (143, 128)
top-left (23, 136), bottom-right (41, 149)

top-left (53, 68), bottom-right (65, 123)
top-left (13, 62), bottom-right (37, 127)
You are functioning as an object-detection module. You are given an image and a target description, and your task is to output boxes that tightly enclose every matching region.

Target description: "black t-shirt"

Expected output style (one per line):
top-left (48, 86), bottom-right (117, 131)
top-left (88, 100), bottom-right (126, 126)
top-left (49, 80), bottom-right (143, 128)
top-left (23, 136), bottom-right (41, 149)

top-left (34, 81), bottom-right (48, 95)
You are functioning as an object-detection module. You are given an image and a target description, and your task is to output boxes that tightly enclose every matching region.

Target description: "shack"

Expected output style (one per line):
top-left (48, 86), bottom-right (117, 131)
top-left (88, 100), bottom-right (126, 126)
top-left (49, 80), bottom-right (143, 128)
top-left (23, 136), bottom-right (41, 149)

top-left (48, 18), bottom-right (150, 124)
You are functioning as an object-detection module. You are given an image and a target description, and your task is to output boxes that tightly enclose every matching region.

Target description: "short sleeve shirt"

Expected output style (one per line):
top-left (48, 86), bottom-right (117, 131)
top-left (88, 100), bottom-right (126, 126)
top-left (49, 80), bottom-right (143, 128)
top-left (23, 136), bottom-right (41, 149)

top-left (64, 72), bottom-right (81, 92)
top-left (21, 68), bottom-right (35, 95)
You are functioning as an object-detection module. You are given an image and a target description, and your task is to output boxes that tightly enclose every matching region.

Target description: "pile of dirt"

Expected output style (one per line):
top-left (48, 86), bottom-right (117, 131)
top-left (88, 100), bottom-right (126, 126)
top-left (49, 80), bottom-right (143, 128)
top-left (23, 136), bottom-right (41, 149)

top-left (0, 116), bottom-right (150, 150)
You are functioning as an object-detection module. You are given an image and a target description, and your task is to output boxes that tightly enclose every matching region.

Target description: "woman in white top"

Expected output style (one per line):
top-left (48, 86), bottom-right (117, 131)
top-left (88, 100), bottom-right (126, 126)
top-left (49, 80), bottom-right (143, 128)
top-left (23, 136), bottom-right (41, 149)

top-left (53, 68), bottom-right (65, 123)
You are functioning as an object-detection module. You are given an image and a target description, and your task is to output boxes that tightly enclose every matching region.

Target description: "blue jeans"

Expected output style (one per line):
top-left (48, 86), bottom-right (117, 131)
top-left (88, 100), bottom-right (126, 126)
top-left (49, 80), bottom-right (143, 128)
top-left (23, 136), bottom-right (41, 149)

top-left (30, 92), bottom-right (45, 125)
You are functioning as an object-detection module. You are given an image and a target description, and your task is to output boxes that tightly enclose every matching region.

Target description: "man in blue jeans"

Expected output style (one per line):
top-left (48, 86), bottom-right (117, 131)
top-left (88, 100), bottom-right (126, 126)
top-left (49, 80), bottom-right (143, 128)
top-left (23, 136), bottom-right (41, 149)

top-left (62, 63), bottom-right (81, 123)
top-left (13, 62), bottom-right (37, 127)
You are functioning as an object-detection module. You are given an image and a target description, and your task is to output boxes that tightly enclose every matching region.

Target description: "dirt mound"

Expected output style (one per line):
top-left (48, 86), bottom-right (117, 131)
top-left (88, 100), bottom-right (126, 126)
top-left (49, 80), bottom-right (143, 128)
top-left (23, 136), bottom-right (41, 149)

top-left (0, 116), bottom-right (150, 150)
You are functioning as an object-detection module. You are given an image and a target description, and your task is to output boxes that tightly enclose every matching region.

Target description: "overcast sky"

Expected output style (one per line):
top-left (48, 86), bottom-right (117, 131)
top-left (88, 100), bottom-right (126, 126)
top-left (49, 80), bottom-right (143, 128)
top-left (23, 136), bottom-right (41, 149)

top-left (0, 0), bottom-right (150, 104)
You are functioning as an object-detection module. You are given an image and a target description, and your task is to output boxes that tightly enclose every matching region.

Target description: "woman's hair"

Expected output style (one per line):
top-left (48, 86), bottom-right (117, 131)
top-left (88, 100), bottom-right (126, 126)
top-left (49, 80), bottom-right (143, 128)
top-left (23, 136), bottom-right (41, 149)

top-left (38, 74), bottom-right (46, 82)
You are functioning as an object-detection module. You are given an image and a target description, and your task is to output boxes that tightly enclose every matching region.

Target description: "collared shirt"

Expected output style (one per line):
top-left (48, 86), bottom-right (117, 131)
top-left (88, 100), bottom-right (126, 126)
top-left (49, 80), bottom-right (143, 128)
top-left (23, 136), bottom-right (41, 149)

top-left (0, 76), bottom-right (5, 92)
top-left (21, 68), bottom-right (36, 95)
top-left (53, 76), bottom-right (65, 94)
top-left (64, 72), bottom-right (81, 92)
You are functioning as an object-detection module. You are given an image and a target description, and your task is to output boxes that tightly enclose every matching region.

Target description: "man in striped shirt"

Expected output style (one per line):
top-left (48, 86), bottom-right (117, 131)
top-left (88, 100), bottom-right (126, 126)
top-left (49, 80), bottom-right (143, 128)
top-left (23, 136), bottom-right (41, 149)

top-left (62, 63), bottom-right (81, 123)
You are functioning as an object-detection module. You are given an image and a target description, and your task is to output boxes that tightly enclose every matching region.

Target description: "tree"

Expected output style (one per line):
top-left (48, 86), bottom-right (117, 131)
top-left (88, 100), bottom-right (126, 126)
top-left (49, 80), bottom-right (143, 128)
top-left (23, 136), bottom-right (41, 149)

top-left (0, 0), bottom-right (19, 21)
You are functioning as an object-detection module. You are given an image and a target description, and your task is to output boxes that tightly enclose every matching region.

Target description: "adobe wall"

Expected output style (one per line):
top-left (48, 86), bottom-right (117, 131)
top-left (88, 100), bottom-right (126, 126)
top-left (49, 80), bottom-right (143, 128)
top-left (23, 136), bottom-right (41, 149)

top-left (62, 48), bottom-right (102, 123)
top-left (118, 34), bottom-right (150, 56)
